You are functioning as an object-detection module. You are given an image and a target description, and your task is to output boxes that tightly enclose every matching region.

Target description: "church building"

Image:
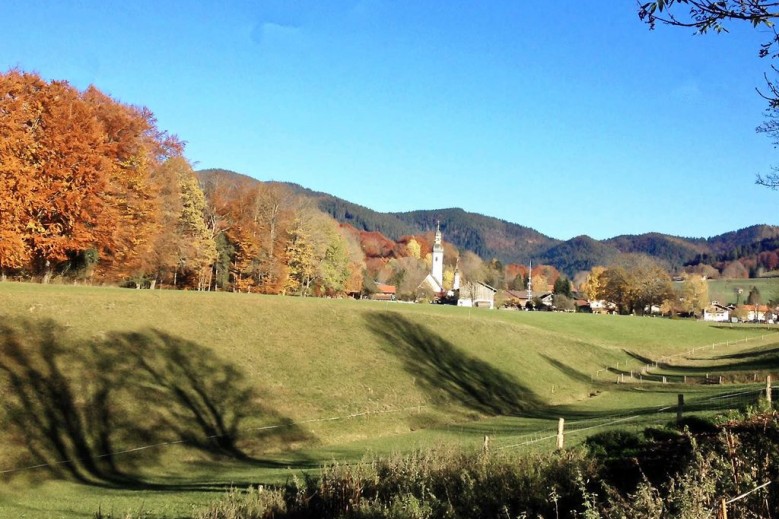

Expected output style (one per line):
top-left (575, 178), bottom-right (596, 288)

top-left (418, 223), bottom-right (495, 309)
top-left (420, 222), bottom-right (446, 294)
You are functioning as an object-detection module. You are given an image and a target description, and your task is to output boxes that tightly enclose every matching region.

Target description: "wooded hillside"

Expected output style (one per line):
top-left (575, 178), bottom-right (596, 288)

top-left (4, 70), bottom-right (779, 293)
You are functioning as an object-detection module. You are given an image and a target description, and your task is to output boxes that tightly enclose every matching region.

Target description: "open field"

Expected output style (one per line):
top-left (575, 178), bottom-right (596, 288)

top-left (708, 277), bottom-right (779, 304)
top-left (0, 282), bottom-right (777, 518)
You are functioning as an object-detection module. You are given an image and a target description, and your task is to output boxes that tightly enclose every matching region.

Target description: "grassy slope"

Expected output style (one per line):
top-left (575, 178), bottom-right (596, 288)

top-left (0, 283), bottom-right (776, 518)
top-left (708, 277), bottom-right (779, 304)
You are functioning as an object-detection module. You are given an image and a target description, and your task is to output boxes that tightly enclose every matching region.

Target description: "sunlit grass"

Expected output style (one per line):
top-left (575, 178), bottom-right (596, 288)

top-left (0, 282), bottom-right (776, 518)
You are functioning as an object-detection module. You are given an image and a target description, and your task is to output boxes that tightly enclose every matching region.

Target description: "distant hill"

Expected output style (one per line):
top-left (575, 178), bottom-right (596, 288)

top-left (389, 208), bottom-right (559, 264)
top-left (539, 236), bottom-right (622, 275)
top-left (604, 233), bottom-right (708, 270)
top-left (196, 169), bottom-right (779, 276)
top-left (706, 225), bottom-right (779, 254)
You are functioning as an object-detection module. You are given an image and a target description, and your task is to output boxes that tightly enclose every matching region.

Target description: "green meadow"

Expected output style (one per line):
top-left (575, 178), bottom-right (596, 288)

top-left (707, 276), bottom-right (779, 304)
top-left (0, 283), bottom-right (777, 518)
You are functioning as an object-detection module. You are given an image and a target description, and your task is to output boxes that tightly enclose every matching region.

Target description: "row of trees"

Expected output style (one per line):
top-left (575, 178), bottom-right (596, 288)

top-left (580, 257), bottom-right (709, 316)
top-left (0, 71), bottom-right (365, 295)
top-left (0, 69), bottom-right (762, 307)
top-left (1, 69), bottom-right (183, 282)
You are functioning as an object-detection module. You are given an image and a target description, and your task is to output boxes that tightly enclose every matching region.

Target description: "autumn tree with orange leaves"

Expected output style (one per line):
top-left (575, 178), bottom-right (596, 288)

top-left (0, 70), bottom-right (182, 281)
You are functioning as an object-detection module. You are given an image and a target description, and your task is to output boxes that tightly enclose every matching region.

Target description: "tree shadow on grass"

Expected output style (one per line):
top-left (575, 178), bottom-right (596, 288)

top-left (365, 312), bottom-right (543, 417)
top-left (540, 355), bottom-right (595, 385)
top-left (0, 317), bottom-right (313, 488)
top-left (624, 346), bottom-right (779, 375)
top-left (712, 345), bottom-right (779, 361)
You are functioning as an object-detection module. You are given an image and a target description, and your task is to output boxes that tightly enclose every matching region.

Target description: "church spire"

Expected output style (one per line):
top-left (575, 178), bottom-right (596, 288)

top-left (431, 220), bottom-right (444, 287)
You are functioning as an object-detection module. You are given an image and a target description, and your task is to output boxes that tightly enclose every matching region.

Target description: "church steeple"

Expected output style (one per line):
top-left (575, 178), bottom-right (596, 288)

top-left (432, 221), bottom-right (444, 287)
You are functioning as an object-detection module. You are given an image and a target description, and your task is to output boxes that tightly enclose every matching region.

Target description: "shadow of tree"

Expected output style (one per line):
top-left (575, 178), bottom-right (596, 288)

top-left (624, 346), bottom-right (779, 374)
top-left (0, 317), bottom-right (312, 486)
top-left (365, 312), bottom-right (542, 416)
top-left (0, 319), bottom-right (128, 485)
top-left (108, 329), bottom-right (259, 460)
top-left (540, 355), bottom-right (595, 385)
top-left (713, 345), bottom-right (779, 361)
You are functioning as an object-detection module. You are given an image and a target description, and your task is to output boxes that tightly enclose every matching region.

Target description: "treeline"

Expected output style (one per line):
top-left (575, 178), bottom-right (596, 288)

top-left (0, 71), bottom-right (364, 295)
top-left (580, 259), bottom-right (710, 316)
top-left (686, 236), bottom-right (779, 277)
top-left (0, 69), bottom-right (571, 299)
top-left (4, 70), bottom-right (775, 298)
top-left (1, 69), bottom-right (186, 283)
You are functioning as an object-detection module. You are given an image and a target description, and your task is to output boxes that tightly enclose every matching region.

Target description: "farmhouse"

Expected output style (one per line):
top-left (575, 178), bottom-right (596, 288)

top-left (458, 281), bottom-right (498, 309)
top-left (371, 283), bottom-right (397, 301)
top-left (741, 304), bottom-right (771, 322)
top-left (703, 302), bottom-right (731, 322)
top-left (503, 289), bottom-right (532, 309)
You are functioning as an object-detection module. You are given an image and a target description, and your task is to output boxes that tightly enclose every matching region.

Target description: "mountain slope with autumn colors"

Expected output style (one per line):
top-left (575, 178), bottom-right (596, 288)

top-left (197, 168), bottom-right (779, 276)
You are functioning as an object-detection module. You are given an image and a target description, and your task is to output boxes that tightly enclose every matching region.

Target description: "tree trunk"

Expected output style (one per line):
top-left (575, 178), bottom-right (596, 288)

top-left (42, 260), bottom-right (52, 284)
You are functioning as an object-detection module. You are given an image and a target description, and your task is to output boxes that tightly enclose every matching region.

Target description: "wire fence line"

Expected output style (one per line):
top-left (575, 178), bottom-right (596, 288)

top-left (706, 481), bottom-right (776, 518)
top-left (0, 404), bottom-right (430, 476)
top-left (493, 386), bottom-right (770, 453)
top-left (592, 332), bottom-right (778, 382)
top-left (0, 384), bottom-right (772, 477)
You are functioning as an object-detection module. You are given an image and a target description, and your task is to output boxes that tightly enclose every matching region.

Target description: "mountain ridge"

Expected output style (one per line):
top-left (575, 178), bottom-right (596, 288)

top-left (196, 168), bottom-right (779, 276)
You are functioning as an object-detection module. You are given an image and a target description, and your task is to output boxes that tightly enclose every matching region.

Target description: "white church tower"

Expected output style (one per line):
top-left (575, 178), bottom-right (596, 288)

top-left (432, 221), bottom-right (444, 287)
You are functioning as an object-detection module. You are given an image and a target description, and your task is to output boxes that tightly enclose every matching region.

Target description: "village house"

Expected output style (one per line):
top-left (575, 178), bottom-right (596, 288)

top-left (458, 281), bottom-right (498, 309)
top-left (740, 304), bottom-right (771, 323)
top-left (703, 301), bottom-right (731, 322)
top-left (371, 283), bottom-right (397, 301)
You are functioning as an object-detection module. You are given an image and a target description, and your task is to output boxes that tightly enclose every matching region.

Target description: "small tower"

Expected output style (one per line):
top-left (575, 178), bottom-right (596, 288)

top-left (432, 221), bottom-right (444, 287)
top-left (453, 257), bottom-right (461, 291)
top-left (527, 260), bottom-right (533, 303)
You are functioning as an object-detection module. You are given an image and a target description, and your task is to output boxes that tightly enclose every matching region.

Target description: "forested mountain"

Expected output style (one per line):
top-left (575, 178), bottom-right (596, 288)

top-left (6, 70), bottom-right (774, 294)
top-left (539, 236), bottom-right (622, 276)
top-left (389, 208), bottom-right (559, 264)
top-left (706, 225), bottom-right (779, 254)
top-left (604, 233), bottom-right (708, 270)
top-left (218, 174), bottom-right (560, 264)
top-left (196, 169), bottom-right (779, 277)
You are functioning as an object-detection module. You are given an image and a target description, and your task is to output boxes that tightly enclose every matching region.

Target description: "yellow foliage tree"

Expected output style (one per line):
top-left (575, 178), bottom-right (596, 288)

top-left (582, 266), bottom-right (607, 301)
top-left (406, 238), bottom-right (421, 259)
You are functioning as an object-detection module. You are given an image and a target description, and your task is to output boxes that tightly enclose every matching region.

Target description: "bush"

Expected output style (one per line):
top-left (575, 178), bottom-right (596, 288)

top-left (195, 412), bottom-right (779, 519)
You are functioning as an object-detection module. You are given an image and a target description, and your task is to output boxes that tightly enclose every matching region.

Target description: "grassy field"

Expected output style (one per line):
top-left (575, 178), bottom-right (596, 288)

top-left (708, 276), bottom-right (779, 304)
top-left (0, 282), bottom-right (777, 518)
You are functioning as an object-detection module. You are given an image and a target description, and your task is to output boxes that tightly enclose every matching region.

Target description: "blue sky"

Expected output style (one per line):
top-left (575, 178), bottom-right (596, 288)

top-left (2, 1), bottom-right (777, 240)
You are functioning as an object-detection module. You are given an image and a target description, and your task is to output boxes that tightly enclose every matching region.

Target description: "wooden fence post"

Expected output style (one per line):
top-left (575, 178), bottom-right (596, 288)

top-left (556, 418), bottom-right (565, 450)
top-left (767, 376), bottom-right (772, 406)
top-left (677, 394), bottom-right (684, 424)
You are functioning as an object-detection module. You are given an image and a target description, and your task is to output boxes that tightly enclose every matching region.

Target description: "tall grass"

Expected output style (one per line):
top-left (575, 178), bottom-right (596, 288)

top-left (195, 410), bottom-right (779, 519)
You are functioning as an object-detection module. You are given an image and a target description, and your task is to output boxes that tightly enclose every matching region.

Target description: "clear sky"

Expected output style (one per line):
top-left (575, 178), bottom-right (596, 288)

top-left (2, 1), bottom-right (777, 240)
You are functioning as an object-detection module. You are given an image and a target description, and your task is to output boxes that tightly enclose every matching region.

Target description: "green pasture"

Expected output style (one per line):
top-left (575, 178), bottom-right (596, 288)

top-left (707, 277), bottom-right (779, 304)
top-left (0, 282), bottom-right (777, 518)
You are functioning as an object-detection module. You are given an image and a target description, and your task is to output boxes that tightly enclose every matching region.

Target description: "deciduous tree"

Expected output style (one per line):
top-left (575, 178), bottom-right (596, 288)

top-left (679, 274), bottom-right (710, 316)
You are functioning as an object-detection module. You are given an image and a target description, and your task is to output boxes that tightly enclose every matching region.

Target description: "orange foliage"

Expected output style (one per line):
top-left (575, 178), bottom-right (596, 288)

top-left (359, 231), bottom-right (399, 259)
top-left (0, 70), bottom-right (182, 279)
